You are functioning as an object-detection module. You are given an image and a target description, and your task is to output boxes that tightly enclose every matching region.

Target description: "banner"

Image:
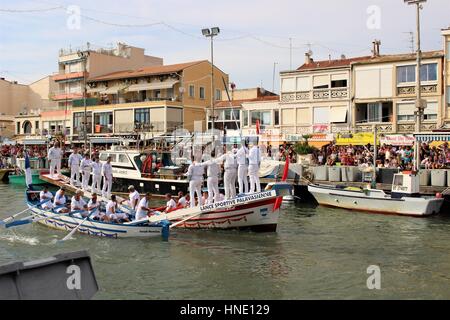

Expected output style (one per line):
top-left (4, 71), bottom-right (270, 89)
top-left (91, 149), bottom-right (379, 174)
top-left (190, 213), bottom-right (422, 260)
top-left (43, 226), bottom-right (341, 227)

top-left (335, 132), bottom-right (378, 146)
top-left (380, 134), bottom-right (414, 146)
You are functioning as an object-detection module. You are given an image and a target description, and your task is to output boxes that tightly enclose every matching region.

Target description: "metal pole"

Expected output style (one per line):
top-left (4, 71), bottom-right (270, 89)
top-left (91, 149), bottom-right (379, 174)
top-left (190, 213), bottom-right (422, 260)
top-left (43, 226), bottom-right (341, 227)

top-left (272, 62), bottom-right (278, 93)
top-left (415, 2), bottom-right (423, 134)
top-left (372, 124), bottom-right (377, 188)
top-left (82, 56), bottom-right (88, 153)
top-left (211, 35), bottom-right (215, 133)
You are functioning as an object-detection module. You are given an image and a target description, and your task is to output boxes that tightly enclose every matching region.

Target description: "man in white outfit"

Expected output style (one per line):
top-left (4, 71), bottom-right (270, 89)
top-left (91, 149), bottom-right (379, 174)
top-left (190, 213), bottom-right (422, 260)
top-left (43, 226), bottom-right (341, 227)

top-left (80, 153), bottom-right (92, 191)
top-left (215, 150), bottom-right (238, 200)
top-left (68, 147), bottom-right (82, 186)
top-left (102, 156), bottom-right (113, 199)
top-left (236, 141), bottom-right (249, 194)
top-left (187, 159), bottom-right (205, 208)
top-left (200, 151), bottom-right (221, 204)
top-left (48, 141), bottom-right (63, 178)
top-left (91, 157), bottom-right (102, 194)
top-left (248, 142), bottom-right (262, 193)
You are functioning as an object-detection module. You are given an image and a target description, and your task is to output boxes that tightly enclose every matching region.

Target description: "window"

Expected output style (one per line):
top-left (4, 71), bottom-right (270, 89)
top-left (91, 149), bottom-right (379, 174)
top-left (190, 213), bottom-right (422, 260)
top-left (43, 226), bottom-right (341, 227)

top-left (367, 103), bottom-right (382, 122)
top-left (199, 87), bottom-right (205, 99)
top-left (313, 107), bottom-right (330, 124)
top-left (251, 111), bottom-right (271, 126)
top-left (94, 112), bottom-right (113, 133)
top-left (274, 110), bottom-right (280, 126)
top-left (23, 121), bottom-right (32, 134)
top-left (189, 85), bottom-right (195, 98)
top-left (331, 80), bottom-right (347, 88)
top-left (135, 108), bottom-right (150, 127)
top-left (420, 63), bottom-right (437, 82)
top-left (393, 175), bottom-right (403, 187)
top-left (243, 111), bottom-right (249, 127)
top-left (424, 101), bottom-right (438, 121)
top-left (99, 153), bottom-right (108, 161)
top-left (215, 89), bottom-right (222, 101)
top-left (16, 122), bottom-right (20, 134)
top-left (108, 154), bottom-right (117, 162)
top-left (397, 103), bottom-right (415, 122)
top-left (73, 112), bottom-right (92, 135)
top-left (447, 86), bottom-right (450, 106)
top-left (397, 65), bottom-right (416, 84)
top-left (118, 154), bottom-right (129, 164)
top-left (35, 121), bottom-right (39, 130)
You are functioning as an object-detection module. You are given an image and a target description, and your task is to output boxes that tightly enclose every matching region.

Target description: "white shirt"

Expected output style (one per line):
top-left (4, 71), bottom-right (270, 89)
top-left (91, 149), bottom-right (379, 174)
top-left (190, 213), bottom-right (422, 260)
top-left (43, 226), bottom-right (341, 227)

top-left (216, 153), bottom-right (237, 170)
top-left (236, 146), bottom-right (248, 165)
top-left (91, 162), bottom-right (102, 176)
top-left (248, 146), bottom-right (261, 166)
top-left (81, 159), bottom-right (92, 173)
top-left (187, 162), bottom-right (204, 181)
top-left (88, 199), bottom-right (101, 211)
top-left (54, 191), bottom-right (66, 206)
top-left (129, 191), bottom-right (140, 209)
top-left (68, 153), bottom-right (82, 167)
top-left (48, 147), bottom-right (63, 161)
top-left (102, 162), bottom-right (113, 177)
top-left (136, 197), bottom-right (150, 218)
top-left (71, 196), bottom-right (87, 212)
top-left (178, 196), bottom-right (187, 207)
top-left (166, 199), bottom-right (177, 210)
top-left (201, 160), bottom-right (220, 178)
top-left (106, 200), bottom-right (116, 215)
top-left (40, 191), bottom-right (53, 202)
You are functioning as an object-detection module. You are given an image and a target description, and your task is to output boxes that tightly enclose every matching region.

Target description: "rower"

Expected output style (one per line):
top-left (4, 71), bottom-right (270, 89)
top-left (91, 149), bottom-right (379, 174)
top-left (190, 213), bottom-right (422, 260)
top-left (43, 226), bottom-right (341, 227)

top-left (48, 141), bottom-right (63, 179)
top-left (88, 193), bottom-right (106, 222)
top-left (121, 185), bottom-right (140, 211)
top-left (40, 186), bottom-right (54, 210)
top-left (80, 153), bottom-right (92, 191)
top-left (102, 156), bottom-right (113, 199)
top-left (248, 141), bottom-right (262, 193)
top-left (54, 188), bottom-right (69, 214)
top-left (106, 195), bottom-right (130, 223)
top-left (71, 190), bottom-right (89, 218)
top-left (68, 147), bottom-right (82, 186)
top-left (135, 193), bottom-right (152, 221)
top-left (165, 193), bottom-right (177, 213)
top-left (187, 157), bottom-right (205, 208)
top-left (91, 157), bottom-right (102, 194)
top-left (236, 141), bottom-right (249, 195)
top-left (177, 191), bottom-right (187, 208)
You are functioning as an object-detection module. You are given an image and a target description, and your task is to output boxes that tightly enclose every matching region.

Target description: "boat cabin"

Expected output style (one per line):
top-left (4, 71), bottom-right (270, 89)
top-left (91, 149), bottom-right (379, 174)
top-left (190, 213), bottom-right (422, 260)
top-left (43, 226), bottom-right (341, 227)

top-left (391, 172), bottom-right (420, 198)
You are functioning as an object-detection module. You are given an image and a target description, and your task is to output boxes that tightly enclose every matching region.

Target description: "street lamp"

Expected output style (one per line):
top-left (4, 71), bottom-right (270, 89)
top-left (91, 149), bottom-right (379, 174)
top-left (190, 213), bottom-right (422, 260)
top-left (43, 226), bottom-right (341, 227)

top-left (77, 50), bottom-right (90, 152)
top-left (404, 0), bottom-right (427, 134)
top-left (202, 27), bottom-right (220, 132)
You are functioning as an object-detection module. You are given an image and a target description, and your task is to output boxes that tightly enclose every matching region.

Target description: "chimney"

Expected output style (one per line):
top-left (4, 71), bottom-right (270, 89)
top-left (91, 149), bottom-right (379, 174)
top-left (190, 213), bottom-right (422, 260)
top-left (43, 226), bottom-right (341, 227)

top-left (372, 40), bottom-right (381, 57)
top-left (305, 52), bottom-right (313, 64)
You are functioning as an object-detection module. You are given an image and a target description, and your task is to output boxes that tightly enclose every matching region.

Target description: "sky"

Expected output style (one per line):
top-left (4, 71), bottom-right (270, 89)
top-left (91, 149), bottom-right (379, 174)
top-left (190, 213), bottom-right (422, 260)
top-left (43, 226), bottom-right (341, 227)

top-left (0, 0), bottom-right (449, 93)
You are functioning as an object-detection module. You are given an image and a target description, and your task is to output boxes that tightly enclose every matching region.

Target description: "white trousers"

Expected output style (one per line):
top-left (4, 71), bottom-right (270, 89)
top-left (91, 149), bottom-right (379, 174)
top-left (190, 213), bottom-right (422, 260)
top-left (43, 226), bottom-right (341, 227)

top-left (207, 176), bottom-right (220, 204)
top-left (25, 167), bottom-right (33, 187)
top-left (224, 169), bottom-right (237, 200)
top-left (92, 175), bottom-right (102, 194)
top-left (50, 159), bottom-right (61, 177)
top-left (189, 180), bottom-right (203, 208)
top-left (70, 166), bottom-right (80, 186)
top-left (238, 164), bottom-right (249, 194)
top-left (248, 164), bottom-right (261, 193)
top-left (82, 171), bottom-right (91, 190)
top-left (102, 175), bottom-right (113, 198)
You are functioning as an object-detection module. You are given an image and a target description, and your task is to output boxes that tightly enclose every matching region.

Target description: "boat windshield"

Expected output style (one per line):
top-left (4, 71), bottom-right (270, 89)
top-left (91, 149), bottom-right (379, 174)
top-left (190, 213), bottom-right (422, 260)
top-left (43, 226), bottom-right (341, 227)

top-left (134, 155), bottom-right (143, 172)
top-left (393, 175), bottom-right (404, 187)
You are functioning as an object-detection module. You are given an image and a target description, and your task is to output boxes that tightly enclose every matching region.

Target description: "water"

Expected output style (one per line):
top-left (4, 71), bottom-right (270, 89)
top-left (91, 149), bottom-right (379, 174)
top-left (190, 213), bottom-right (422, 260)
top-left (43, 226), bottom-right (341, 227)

top-left (1, 182), bottom-right (450, 299)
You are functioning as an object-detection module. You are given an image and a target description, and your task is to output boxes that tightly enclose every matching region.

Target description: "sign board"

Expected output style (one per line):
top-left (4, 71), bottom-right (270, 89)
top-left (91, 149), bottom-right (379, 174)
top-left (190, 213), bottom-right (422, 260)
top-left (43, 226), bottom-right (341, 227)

top-left (313, 125), bottom-right (330, 134)
top-left (336, 132), bottom-right (379, 146)
top-left (380, 134), bottom-right (415, 146)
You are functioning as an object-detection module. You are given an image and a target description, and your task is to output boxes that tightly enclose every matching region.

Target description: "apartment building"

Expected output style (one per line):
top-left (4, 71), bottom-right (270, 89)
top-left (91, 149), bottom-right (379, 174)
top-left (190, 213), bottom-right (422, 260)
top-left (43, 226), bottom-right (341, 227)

top-left (279, 53), bottom-right (370, 136)
top-left (352, 50), bottom-right (444, 134)
top-left (52, 42), bottom-right (163, 109)
top-left (442, 27), bottom-right (450, 127)
top-left (70, 60), bottom-right (229, 143)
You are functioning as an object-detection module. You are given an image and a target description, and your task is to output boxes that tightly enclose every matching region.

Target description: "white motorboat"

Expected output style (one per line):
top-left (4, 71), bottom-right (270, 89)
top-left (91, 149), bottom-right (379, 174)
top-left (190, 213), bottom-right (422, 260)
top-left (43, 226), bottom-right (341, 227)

top-left (308, 171), bottom-right (444, 216)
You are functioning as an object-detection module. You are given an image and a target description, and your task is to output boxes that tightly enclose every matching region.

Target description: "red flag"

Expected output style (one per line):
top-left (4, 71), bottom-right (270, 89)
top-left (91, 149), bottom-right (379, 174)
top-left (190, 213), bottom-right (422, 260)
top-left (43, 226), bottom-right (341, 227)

top-left (256, 120), bottom-right (261, 135)
top-left (273, 153), bottom-right (290, 211)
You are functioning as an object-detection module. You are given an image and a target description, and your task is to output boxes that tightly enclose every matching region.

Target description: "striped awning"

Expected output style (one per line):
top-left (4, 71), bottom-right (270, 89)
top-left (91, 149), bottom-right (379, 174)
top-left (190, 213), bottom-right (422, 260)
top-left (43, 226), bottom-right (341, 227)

top-left (414, 133), bottom-right (450, 143)
top-left (101, 85), bottom-right (128, 95)
top-left (126, 80), bottom-right (179, 92)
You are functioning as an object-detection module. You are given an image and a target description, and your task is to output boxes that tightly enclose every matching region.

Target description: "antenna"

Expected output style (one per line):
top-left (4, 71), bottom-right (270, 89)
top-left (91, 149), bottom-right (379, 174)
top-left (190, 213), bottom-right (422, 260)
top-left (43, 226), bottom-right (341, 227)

top-left (403, 31), bottom-right (415, 53)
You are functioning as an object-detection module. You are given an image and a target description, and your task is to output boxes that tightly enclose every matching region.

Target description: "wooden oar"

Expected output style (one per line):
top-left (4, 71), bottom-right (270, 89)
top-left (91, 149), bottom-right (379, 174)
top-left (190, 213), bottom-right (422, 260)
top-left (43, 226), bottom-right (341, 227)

top-left (58, 209), bottom-right (98, 243)
top-left (169, 212), bottom-right (204, 229)
top-left (0, 199), bottom-right (51, 225)
top-left (4, 210), bottom-right (83, 229)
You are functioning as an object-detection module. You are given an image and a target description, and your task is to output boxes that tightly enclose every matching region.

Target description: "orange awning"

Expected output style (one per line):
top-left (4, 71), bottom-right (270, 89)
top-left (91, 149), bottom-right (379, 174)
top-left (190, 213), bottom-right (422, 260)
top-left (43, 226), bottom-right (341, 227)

top-left (309, 141), bottom-right (331, 148)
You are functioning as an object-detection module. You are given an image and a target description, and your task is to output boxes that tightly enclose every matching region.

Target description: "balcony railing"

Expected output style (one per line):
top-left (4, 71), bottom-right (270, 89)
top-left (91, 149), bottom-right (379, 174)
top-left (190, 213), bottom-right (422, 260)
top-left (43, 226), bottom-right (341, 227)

top-left (281, 88), bottom-right (349, 103)
top-left (396, 84), bottom-right (438, 96)
top-left (356, 123), bottom-right (393, 133)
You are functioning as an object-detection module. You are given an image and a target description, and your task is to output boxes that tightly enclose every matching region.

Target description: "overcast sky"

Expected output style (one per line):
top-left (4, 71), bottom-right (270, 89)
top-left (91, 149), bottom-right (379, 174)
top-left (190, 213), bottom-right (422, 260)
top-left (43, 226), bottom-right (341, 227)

top-left (0, 0), bottom-right (449, 92)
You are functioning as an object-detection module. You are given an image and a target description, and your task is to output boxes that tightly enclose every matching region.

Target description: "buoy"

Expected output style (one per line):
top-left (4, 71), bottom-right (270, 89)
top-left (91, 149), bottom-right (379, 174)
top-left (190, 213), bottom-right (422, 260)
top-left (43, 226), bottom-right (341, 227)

top-left (436, 193), bottom-right (443, 199)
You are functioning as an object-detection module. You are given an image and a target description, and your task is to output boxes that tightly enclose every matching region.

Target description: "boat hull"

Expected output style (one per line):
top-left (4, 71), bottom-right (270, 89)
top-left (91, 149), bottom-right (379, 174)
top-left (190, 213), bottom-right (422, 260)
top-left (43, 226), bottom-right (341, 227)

top-left (308, 184), bottom-right (444, 217)
top-left (28, 206), bottom-right (165, 239)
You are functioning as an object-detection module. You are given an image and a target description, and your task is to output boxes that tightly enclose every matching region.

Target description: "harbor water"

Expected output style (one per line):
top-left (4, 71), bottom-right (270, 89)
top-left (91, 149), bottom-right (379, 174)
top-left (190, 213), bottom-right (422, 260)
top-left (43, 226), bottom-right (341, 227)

top-left (1, 182), bottom-right (450, 299)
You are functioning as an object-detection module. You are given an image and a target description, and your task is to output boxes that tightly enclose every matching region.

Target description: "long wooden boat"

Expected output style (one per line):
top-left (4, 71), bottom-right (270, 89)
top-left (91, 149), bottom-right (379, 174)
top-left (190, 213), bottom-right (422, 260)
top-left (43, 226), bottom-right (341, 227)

top-left (25, 193), bottom-right (170, 239)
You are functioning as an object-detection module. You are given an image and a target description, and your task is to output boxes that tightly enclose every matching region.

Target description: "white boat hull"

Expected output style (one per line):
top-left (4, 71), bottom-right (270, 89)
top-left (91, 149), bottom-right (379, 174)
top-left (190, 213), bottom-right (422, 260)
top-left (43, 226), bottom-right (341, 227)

top-left (28, 206), bottom-right (165, 239)
top-left (308, 184), bottom-right (444, 217)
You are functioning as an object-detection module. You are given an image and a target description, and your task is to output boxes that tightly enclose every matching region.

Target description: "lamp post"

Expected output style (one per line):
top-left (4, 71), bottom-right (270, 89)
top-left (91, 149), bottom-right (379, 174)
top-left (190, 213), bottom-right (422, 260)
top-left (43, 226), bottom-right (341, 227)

top-left (77, 50), bottom-right (90, 152)
top-left (404, 0), bottom-right (426, 171)
top-left (202, 27), bottom-right (220, 132)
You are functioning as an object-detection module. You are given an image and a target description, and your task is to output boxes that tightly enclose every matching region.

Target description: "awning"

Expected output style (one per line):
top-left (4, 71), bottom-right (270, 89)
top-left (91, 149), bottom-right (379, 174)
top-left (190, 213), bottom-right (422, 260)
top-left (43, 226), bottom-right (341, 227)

top-left (126, 81), bottom-right (179, 92)
top-left (23, 139), bottom-right (48, 146)
top-left (87, 87), bottom-right (105, 94)
top-left (101, 85), bottom-right (128, 95)
top-left (309, 141), bottom-right (331, 148)
top-left (415, 133), bottom-right (450, 143)
top-left (336, 132), bottom-right (379, 146)
top-left (89, 137), bottom-right (121, 144)
top-left (330, 107), bottom-right (348, 123)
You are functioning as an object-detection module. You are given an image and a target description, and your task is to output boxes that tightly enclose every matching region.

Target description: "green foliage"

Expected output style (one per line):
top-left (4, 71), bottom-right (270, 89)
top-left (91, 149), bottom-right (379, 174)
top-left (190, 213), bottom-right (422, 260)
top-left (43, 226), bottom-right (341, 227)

top-left (294, 141), bottom-right (317, 155)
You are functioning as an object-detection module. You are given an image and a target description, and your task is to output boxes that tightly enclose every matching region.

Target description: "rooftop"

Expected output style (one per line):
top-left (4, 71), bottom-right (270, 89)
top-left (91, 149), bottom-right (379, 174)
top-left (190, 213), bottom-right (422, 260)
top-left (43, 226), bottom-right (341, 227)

top-left (89, 60), bottom-right (207, 82)
top-left (351, 50), bottom-right (444, 65)
top-left (295, 56), bottom-right (371, 72)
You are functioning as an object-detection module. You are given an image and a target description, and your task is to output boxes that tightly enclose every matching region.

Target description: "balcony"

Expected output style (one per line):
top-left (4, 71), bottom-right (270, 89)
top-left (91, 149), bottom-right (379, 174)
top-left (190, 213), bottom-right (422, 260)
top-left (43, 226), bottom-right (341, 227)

top-left (52, 72), bottom-right (87, 82)
top-left (52, 90), bottom-right (83, 101)
top-left (281, 88), bottom-right (349, 103)
top-left (396, 84), bottom-right (438, 96)
top-left (355, 123), bottom-right (394, 133)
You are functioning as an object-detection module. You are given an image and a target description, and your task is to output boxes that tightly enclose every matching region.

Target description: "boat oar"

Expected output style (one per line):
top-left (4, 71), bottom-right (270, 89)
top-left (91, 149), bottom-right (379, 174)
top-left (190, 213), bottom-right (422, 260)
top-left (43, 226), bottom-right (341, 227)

top-left (0, 199), bottom-right (51, 225)
top-left (58, 209), bottom-right (98, 243)
top-left (169, 212), bottom-right (204, 229)
top-left (4, 210), bottom-right (83, 229)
